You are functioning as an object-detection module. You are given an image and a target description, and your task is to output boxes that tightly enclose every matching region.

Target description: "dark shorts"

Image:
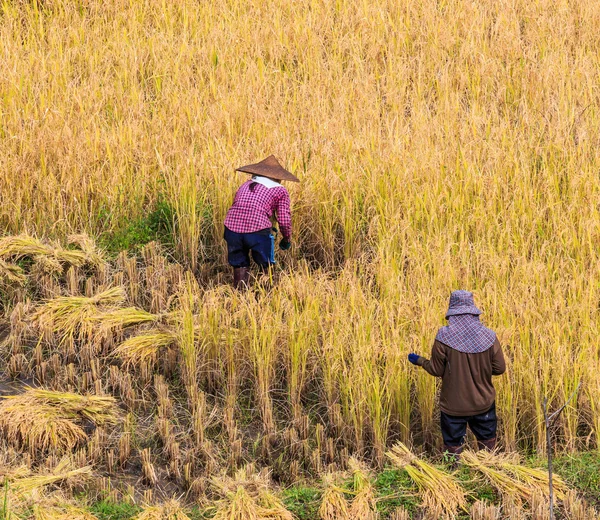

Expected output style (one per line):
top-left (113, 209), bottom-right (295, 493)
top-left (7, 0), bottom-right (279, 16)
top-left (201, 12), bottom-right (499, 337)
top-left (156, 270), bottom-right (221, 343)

top-left (440, 402), bottom-right (497, 446)
top-left (224, 227), bottom-right (275, 268)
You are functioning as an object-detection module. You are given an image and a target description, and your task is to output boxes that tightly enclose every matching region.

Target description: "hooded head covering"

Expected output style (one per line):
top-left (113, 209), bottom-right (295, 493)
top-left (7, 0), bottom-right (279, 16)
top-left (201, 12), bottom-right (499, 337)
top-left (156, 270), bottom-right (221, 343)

top-left (236, 155), bottom-right (299, 182)
top-left (435, 291), bottom-right (496, 353)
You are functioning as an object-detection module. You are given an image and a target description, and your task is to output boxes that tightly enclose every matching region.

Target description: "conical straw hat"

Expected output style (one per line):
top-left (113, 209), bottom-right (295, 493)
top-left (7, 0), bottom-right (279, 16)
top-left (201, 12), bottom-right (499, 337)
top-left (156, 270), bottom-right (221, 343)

top-left (235, 155), bottom-right (299, 182)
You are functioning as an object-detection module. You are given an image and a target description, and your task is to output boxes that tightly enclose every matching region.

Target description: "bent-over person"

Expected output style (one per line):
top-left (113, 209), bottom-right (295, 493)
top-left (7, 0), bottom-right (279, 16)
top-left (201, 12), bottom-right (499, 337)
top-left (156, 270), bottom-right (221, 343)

top-left (224, 155), bottom-right (299, 288)
top-left (408, 290), bottom-right (506, 457)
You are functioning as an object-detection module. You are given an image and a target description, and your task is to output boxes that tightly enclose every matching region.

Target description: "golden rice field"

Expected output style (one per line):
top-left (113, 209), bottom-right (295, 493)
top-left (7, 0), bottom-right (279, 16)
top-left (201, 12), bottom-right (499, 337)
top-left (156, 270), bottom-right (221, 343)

top-left (1, 0), bottom-right (600, 517)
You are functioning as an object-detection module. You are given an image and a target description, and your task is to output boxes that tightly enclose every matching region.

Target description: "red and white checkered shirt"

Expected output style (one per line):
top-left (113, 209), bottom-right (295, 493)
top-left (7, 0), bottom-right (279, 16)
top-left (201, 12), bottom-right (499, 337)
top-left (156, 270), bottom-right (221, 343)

top-left (224, 180), bottom-right (292, 239)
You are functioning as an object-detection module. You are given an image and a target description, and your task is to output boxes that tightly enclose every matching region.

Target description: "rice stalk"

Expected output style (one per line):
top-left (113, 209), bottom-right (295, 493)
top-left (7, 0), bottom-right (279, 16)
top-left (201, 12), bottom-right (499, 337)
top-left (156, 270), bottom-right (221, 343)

top-left (470, 500), bottom-right (500, 519)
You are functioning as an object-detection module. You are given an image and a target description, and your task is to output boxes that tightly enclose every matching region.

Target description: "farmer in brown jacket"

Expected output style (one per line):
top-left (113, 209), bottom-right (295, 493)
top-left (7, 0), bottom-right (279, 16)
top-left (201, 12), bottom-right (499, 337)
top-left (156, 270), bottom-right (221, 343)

top-left (408, 290), bottom-right (506, 456)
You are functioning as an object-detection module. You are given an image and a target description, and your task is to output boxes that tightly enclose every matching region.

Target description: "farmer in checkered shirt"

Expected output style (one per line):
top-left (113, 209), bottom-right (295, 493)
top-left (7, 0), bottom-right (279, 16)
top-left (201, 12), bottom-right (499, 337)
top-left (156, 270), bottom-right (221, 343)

top-left (224, 155), bottom-right (299, 288)
top-left (408, 291), bottom-right (506, 457)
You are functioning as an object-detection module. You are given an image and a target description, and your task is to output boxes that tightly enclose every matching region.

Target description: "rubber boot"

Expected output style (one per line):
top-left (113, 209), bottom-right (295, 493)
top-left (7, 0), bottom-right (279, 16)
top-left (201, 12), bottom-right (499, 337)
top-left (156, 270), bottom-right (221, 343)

top-left (443, 444), bottom-right (463, 467)
top-left (477, 437), bottom-right (497, 451)
top-left (233, 267), bottom-right (250, 289)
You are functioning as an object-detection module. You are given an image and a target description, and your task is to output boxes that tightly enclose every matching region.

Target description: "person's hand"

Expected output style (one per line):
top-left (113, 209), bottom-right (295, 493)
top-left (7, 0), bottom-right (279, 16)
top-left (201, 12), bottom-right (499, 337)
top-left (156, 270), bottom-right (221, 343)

top-left (408, 353), bottom-right (420, 365)
top-left (280, 238), bottom-right (291, 251)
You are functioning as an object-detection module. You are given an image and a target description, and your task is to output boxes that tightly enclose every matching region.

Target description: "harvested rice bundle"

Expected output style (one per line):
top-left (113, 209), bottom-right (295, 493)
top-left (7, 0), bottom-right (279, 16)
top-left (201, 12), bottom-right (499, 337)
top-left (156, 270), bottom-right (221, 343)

top-left (212, 486), bottom-right (260, 520)
top-left (461, 451), bottom-right (534, 503)
top-left (347, 458), bottom-right (377, 520)
top-left (32, 287), bottom-right (126, 342)
top-left (67, 234), bottom-right (106, 269)
top-left (319, 474), bottom-right (350, 520)
top-left (257, 489), bottom-right (295, 520)
top-left (0, 258), bottom-right (26, 285)
top-left (34, 502), bottom-right (99, 520)
top-left (0, 401), bottom-right (87, 454)
top-left (113, 329), bottom-right (177, 367)
top-left (210, 466), bottom-right (295, 520)
top-left (0, 235), bottom-right (96, 274)
top-left (11, 457), bottom-right (92, 493)
top-left (386, 443), bottom-right (467, 518)
top-left (91, 307), bottom-right (159, 331)
top-left (133, 499), bottom-right (192, 520)
top-left (16, 389), bottom-right (119, 425)
top-left (462, 451), bottom-right (569, 502)
top-left (0, 389), bottom-right (119, 455)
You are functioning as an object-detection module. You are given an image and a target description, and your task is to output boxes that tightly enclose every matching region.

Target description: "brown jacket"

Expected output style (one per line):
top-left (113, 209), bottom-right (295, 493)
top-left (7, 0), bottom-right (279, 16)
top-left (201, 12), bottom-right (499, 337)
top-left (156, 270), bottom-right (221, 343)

top-left (417, 338), bottom-right (506, 416)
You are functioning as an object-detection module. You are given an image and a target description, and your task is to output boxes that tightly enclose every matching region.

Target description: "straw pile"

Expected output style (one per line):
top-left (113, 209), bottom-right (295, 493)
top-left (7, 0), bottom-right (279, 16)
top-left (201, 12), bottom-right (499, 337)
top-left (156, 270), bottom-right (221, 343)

top-left (386, 443), bottom-right (467, 518)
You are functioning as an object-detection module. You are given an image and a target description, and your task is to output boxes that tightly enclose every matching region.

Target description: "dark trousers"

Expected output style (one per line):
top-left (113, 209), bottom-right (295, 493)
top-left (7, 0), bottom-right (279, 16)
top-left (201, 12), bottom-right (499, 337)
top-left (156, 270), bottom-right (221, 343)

top-left (440, 402), bottom-right (497, 447)
top-left (224, 227), bottom-right (275, 268)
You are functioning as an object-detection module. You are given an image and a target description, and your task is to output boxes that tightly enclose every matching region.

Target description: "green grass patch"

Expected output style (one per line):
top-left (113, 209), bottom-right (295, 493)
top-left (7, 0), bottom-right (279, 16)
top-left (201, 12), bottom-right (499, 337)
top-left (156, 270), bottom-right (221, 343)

top-left (90, 500), bottom-right (141, 520)
top-left (97, 197), bottom-right (175, 254)
top-left (553, 451), bottom-right (600, 506)
top-left (373, 467), bottom-right (419, 518)
top-left (281, 485), bottom-right (322, 520)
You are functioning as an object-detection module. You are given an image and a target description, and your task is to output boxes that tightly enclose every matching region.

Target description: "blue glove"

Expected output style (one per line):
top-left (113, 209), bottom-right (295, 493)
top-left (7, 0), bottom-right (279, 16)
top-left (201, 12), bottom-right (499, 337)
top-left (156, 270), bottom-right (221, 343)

top-left (408, 353), bottom-right (420, 365)
top-left (280, 238), bottom-right (291, 251)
